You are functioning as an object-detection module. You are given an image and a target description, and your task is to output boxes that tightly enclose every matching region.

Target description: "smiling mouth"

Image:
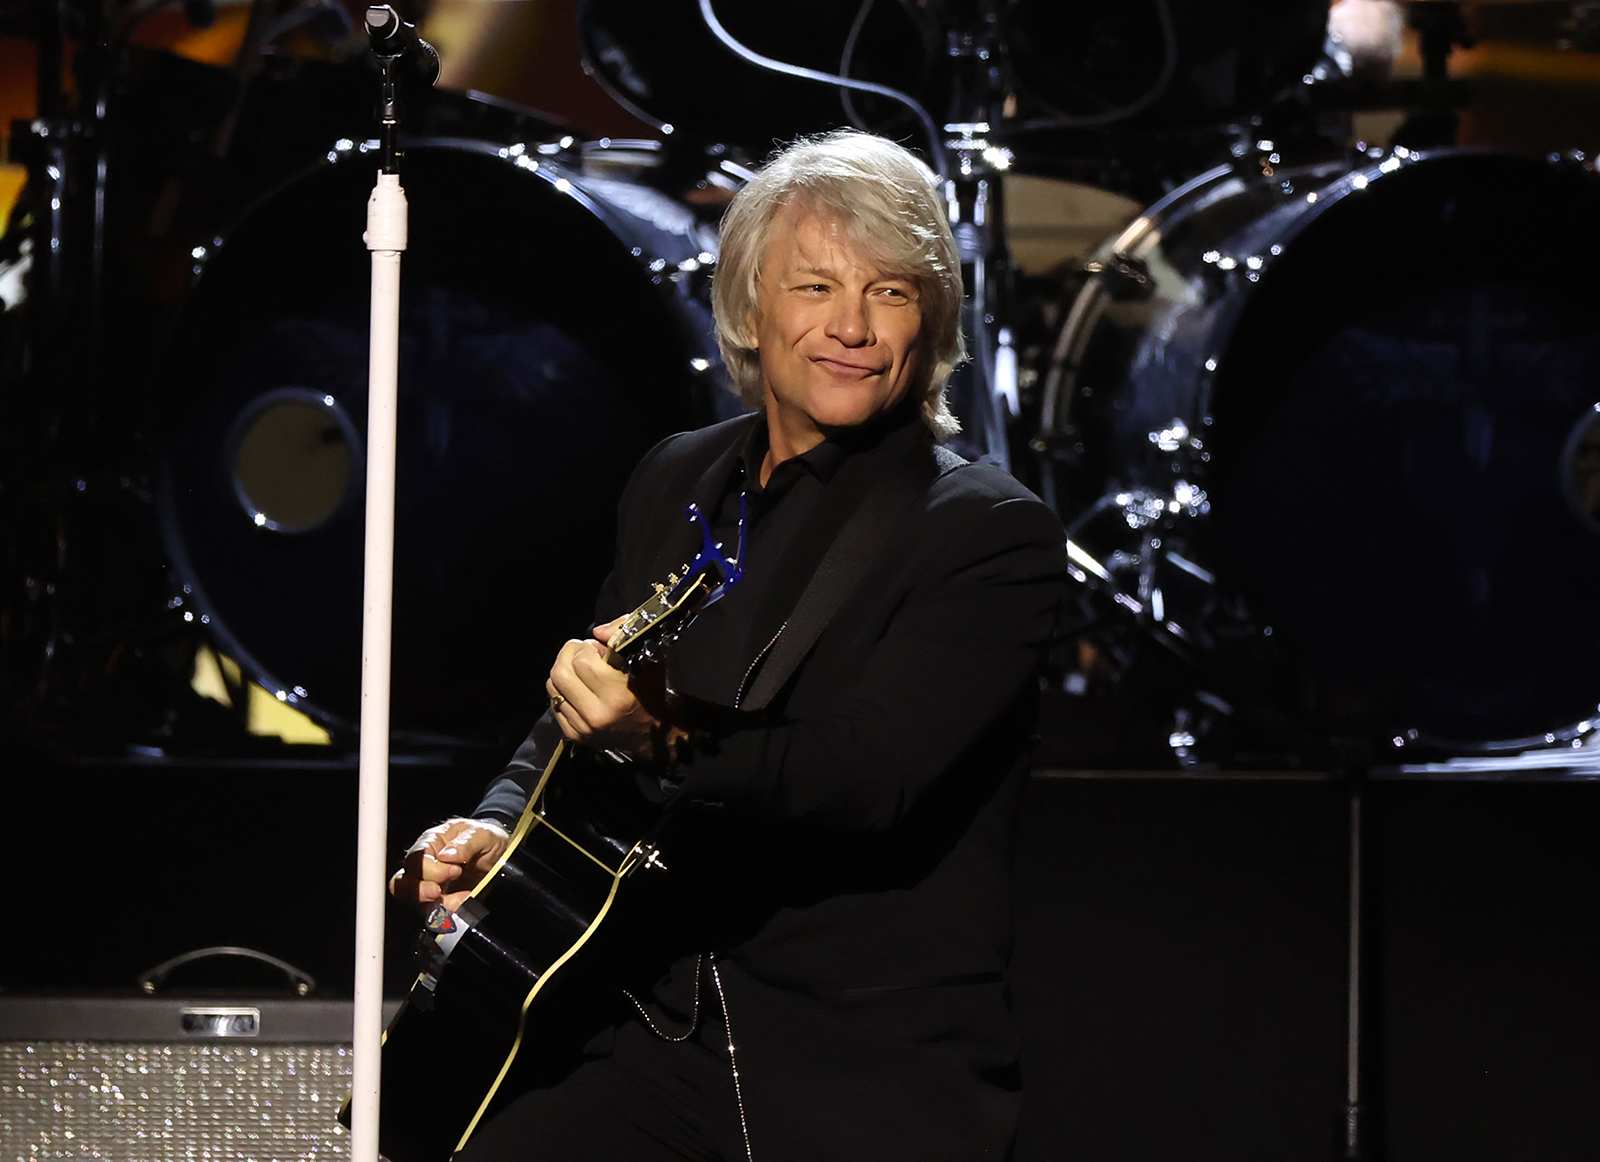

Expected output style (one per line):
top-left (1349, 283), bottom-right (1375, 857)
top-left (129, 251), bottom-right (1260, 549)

top-left (812, 357), bottom-right (885, 377)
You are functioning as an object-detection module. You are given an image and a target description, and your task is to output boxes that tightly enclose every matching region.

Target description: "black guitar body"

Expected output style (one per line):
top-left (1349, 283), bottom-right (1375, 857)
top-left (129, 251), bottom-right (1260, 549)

top-left (358, 755), bottom-right (670, 1162)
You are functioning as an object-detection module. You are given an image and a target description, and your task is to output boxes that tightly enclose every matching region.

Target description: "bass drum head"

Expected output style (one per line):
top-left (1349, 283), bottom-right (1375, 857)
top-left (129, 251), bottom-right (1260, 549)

top-left (1210, 154), bottom-right (1600, 748)
top-left (159, 140), bottom-right (722, 746)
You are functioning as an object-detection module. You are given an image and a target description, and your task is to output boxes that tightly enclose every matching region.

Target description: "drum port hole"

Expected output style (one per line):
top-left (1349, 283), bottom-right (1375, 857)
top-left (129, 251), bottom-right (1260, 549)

top-left (230, 389), bottom-right (360, 534)
top-left (1561, 403), bottom-right (1600, 534)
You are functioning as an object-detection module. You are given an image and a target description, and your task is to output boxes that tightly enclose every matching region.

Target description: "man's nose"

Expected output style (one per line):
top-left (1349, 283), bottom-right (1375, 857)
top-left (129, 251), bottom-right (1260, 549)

top-left (825, 295), bottom-right (872, 347)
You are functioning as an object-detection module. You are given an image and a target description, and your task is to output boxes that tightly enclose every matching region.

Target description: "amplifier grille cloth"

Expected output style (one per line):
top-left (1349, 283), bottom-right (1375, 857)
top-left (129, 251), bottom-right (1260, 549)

top-left (2, 1040), bottom-right (354, 1161)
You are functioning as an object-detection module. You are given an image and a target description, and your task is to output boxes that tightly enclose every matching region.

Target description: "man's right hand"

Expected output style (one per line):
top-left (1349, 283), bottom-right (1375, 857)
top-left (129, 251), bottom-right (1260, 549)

top-left (389, 818), bottom-right (510, 914)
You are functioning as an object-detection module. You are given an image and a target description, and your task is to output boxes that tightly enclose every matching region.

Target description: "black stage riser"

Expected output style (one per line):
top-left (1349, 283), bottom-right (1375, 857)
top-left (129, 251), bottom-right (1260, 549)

top-left (1013, 776), bottom-right (1600, 1162)
top-left (10, 762), bottom-right (1598, 1160)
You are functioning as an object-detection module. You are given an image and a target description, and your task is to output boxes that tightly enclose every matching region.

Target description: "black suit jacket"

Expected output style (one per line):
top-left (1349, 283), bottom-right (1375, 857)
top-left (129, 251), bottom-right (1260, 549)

top-left (479, 409), bottom-right (1067, 1158)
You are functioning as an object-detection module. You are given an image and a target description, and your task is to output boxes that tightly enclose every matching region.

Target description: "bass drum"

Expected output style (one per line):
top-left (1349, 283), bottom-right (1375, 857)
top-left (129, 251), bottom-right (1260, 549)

top-left (1037, 147), bottom-right (1600, 764)
top-left (159, 138), bottom-right (736, 746)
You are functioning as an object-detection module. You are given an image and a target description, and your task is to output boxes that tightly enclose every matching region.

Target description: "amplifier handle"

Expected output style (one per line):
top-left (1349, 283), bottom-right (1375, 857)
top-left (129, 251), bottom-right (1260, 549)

top-left (138, 946), bottom-right (318, 996)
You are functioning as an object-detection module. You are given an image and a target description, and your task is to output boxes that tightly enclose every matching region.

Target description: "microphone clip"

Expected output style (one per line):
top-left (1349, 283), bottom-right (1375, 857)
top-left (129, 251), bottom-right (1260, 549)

top-left (365, 5), bottom-right (441, 86)
top-left (364, 5), bottom-right (439, 174)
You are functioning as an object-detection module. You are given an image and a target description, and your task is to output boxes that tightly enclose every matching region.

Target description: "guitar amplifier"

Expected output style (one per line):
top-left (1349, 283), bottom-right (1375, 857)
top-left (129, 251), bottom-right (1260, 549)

top-left (0, 994), bottom-right (399, 1161)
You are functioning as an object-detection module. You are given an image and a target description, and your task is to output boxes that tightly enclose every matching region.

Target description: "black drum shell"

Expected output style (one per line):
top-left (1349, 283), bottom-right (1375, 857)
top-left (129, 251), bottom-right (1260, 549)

top-left (1041, 149), bottom-right (1600, 760)
top-left (157, 139), bottom-right (731, 746)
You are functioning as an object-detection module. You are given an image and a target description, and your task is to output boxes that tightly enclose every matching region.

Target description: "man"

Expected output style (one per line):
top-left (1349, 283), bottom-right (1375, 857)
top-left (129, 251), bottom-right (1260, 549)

top-left (391, 130), bottom-right (1067, 1161)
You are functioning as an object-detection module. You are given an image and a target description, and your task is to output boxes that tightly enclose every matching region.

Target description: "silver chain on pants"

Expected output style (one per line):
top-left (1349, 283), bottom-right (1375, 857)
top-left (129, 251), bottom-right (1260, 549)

top-left (621, 953), bottom-right (755, 1162)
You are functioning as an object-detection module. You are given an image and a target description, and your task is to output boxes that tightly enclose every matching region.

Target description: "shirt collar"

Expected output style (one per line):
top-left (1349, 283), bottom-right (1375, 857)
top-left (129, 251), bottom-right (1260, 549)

top-left (738, 397), bottom-right (924, 490)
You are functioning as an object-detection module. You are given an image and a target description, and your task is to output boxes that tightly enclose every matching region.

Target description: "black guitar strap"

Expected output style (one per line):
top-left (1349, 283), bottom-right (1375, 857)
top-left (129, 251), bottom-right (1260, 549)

top-left (738, 444), bottom-right (966, 712)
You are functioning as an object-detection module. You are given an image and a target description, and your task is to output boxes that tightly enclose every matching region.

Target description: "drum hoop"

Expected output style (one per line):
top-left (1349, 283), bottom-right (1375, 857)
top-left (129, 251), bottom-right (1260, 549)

top-left (1039, 164), bottom-right (1239, 446)
top-left (187, 135), bottom-right (710, 297)
top-left (157, 461), bottom-right (328, 727)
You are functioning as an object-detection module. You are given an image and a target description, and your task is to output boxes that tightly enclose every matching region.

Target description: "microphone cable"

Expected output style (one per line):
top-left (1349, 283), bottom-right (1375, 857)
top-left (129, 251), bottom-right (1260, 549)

top-left (697, 0), bottom-right (948, 179)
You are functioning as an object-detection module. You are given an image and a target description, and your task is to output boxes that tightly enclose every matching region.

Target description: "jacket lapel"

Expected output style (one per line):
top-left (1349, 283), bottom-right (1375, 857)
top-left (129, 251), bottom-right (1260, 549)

top-left (639, 414), bottom-right (758, 590)
top-left (737, 440), bottom-right (965, 712)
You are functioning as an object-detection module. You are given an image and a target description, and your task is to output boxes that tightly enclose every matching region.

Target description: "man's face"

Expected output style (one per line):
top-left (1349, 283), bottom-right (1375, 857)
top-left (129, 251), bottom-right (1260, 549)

top-left (749, 208), bottom-right (925, 445)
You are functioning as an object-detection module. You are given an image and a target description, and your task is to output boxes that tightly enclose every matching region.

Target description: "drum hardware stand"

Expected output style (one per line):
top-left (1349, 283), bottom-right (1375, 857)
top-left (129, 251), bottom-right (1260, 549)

top-left (4, 0), bottom-right (233, 739)
top-left (15, 0), bottom-right (77, 342)
top-left (348, 9), bottom-right (436, 1162)
top-left (1341, 762), bottom-right (1384, 1161)
top-left (944, 146), bottom-right (1016, 469)
top-left (1395, 0), bottom-right (1471, 147)
top-left (4, 0), bottom-right (107, 717)
top-left (941, 0), bottom-right (1021, 468)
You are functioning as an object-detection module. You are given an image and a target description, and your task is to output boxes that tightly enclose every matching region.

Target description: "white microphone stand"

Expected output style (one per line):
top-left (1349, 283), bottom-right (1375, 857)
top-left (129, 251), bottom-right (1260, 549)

top-left (349, 10), bottom-right (436, 1160)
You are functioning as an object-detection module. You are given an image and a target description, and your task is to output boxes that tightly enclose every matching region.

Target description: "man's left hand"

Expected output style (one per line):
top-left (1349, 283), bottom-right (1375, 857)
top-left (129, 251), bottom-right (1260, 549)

top-left (546, 617), bottom-right (662, 757)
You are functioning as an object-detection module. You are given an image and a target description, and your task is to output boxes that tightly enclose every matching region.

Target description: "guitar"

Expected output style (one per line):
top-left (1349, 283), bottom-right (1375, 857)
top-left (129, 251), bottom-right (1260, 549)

top-left (343, 513), bottom-right (739, 1161)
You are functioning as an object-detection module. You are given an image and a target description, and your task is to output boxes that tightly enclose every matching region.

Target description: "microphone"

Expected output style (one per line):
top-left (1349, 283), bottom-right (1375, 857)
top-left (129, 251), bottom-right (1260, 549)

top-left (365, 5), bottom-right (440, 87)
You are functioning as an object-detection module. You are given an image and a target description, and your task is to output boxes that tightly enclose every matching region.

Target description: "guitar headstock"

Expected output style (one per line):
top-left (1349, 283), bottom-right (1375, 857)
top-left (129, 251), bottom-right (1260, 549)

top-left (604, 501), bottom-right (745, 668)
top-left (608, 567), bottom-right (711, 665)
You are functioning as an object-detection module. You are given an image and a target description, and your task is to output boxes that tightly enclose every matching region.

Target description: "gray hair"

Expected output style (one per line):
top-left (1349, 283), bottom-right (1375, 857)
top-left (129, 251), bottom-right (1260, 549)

top-left (711, 130), bottom-right (965, 439)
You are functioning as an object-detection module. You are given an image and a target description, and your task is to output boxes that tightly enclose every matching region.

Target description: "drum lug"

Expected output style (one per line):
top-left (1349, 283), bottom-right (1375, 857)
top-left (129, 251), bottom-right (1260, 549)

top-left (1083, 254), bottom-right (1153, 302)
top-left (1198, 249), bottom-right (1255, 292)
top-left (1546, 148), bottom-right (1594, 175)
top-left (1030, 424), bottom-right (1084, 464)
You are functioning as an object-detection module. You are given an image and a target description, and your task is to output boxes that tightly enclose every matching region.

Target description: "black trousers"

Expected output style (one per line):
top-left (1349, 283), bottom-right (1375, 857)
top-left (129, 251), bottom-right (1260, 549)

top-left (455, 1010), bottom-right (747, 1162)
top-left (454, 960), bottom-right (1018, 1162)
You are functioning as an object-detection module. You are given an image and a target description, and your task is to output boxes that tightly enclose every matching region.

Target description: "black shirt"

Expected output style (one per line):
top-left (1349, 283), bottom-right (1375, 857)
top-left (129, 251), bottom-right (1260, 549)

top-left (667, 406), bottom-right (911, 711)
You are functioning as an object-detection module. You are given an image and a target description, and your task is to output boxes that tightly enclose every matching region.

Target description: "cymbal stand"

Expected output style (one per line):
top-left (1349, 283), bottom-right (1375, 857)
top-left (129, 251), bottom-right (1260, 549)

top-left (5, 0), bottom-right (215, 731)
top-left (22, 0), bottom-right (71, 340)
top-left (940, 0), bottom-right (1019, 469)
top-left (4, 0), bottom-right (96, 712)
